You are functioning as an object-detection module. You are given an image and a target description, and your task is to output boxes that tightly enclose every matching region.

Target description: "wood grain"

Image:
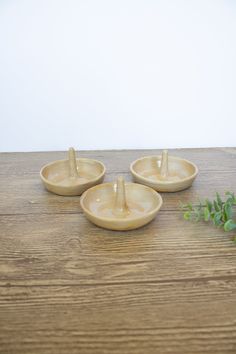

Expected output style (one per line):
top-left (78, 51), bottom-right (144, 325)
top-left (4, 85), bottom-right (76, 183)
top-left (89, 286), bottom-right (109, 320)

top-left (0, 170), bottom-right (235, 215)
top-left (0, 148), bottom-right (236, 354)
top-left (0, 212), bottom-right (236, 286)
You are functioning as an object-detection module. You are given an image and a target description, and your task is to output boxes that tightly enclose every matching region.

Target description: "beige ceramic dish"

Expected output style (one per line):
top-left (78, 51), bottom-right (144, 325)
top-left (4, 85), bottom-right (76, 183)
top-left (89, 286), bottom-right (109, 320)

top-left (40, 148), bottom-right (105, 196)
top-left (130, 150), bottom-right (198, 192)
top-left (80, 176), bottom-right (163, 231)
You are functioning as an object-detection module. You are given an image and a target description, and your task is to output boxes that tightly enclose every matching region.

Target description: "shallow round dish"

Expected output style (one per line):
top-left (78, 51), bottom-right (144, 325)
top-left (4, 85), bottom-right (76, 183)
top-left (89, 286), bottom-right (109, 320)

top-left (40, 148), bottom-right (105, 196)
top-left (80, 177), bottom-right (163, 231)
top-left (130, 150), bottom-right (198, 192)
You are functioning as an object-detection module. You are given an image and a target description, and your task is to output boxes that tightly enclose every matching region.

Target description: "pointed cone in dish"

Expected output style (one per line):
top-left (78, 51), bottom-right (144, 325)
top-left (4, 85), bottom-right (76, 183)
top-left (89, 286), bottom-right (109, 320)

top-left (40, 148), bottom-right (106, 196)
top-left (130, 150), bottom-right (198, 192)
top-left (80, 176), bottom-right (163, 231)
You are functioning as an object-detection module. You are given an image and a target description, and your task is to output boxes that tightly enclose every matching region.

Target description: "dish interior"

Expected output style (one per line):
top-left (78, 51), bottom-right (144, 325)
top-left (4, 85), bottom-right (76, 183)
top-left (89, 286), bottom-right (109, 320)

top-left (133, 157), bottom-right (196, 182)
top-left (42, 159), bottom-right (104, 186)
top-left (83, 183), bottom-right (161, 219)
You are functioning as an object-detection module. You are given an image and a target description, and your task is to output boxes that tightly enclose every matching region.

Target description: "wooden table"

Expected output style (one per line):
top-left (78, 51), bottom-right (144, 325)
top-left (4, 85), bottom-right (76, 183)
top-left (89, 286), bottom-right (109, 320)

top-left (0, 148), bottom-right (236, 354)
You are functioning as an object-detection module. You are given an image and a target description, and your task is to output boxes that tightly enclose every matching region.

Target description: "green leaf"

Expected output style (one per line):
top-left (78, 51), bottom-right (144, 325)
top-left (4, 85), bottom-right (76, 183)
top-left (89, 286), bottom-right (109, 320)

top-left (223, 202), bottom-right (232, 221)
top-left (195, 210), bottom-right (202, 222)
top-left (180, 202), bottom-right (193, 211)
top-left (185, 203), bottom-right (193, 211)
top-left (205, 199), bottom-right (212, 212)
top-left (224, 219), bottom-right (236, 232)
top-left (225, 192), bottom-right (236, 205)
top-left (184, 211), bottom-right (191, 220)
top-left (216, 192), bottom-right (223, 207)
top-left (181, 191), bottom-right (236, 242)
top-left (203, 207), bottom-right (210, 221)
top-left (213, 211), bottom-right (222, 226)
top-left (213, 200), bottom-right (220, 212)
top-left (210, 211), bottom-right (215, 220)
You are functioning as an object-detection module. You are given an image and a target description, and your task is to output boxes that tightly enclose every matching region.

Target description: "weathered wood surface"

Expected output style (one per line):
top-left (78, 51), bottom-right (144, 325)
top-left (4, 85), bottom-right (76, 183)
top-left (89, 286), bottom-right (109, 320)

top-left (0, 148), bottom-right (236, 354)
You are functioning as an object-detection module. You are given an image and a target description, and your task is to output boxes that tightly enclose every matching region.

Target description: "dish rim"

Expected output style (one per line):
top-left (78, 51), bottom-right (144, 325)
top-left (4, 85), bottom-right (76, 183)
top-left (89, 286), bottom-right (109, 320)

top-left (80, 181), bottom-right (163, 223)
top-left (130, 155), bottom-right (198, 185)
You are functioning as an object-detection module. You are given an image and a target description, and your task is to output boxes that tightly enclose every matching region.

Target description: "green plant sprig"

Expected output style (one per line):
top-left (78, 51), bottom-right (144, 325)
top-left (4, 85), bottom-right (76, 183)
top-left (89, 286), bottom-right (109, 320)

top-left (181, 192), bottom-right (236, 232)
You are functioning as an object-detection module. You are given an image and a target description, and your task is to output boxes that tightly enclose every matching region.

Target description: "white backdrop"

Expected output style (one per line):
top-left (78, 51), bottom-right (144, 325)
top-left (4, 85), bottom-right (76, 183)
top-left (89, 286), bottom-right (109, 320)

top-left (0, 0), bottom-right (235, 152)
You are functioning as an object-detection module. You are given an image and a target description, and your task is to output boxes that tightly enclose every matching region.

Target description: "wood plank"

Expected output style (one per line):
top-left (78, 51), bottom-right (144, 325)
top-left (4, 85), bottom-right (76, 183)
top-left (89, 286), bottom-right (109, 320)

top-left (0, 148), bottom-right (235, 177)
top-left (1, 213), bottom-right (235, 286)
top-left (0, 148), bottom-right (236, 354)
top-left (0, 170), bottom-right (235, 215)
top-left (0, 285), bottom-right (235, 354)
top-left (1, 280), bottom-right (236, 307)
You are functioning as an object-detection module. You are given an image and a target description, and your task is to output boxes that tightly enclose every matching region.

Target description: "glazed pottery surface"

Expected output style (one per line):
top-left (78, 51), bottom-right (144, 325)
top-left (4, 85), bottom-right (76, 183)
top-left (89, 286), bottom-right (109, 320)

top-left (130, 150), bottom-right (198, 192)
top-left (80, 176), bottom-right (163, 231)
top-left (40, 148), bottom-right (105, 196)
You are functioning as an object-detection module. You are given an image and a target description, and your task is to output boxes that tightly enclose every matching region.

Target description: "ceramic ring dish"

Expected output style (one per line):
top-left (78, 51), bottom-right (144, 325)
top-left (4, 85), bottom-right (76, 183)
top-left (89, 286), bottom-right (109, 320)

top-left (130, 150), bottom-right (198, 192)
top-left (80, 176), bottom-right (163, 231)
top-left (40, 147), bottom-right (106, 196)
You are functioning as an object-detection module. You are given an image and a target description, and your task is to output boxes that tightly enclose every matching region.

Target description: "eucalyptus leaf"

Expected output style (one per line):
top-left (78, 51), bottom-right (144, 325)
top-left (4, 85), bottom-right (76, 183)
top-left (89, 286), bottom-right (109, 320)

top-left (204, 207), bottom-right (210, 221)
top-left (224, 219), bottom-right (236, 232)
top-left (213, 211), bottom-right (222, 226)
top-left (224, 203), bottom-right (232, 220)
top-left (213, 200), bottom-right (220, 212)
top-left (181, 192), bottom-right (236, 242)
top-left (184, 211), bottom-right (191, 220)
top-left (205, 199), bottom-right (212, 212)
top-left (216, 192), bottom-right (223, 207)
